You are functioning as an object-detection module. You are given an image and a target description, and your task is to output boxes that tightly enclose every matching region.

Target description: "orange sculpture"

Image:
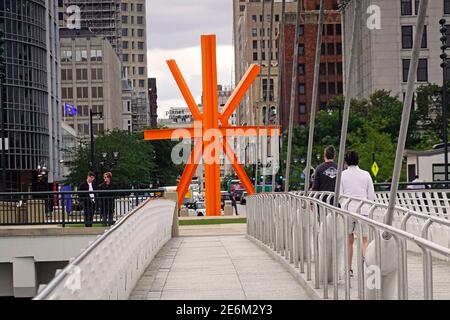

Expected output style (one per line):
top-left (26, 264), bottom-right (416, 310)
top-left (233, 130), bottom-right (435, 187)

top-left (144, 35), bottom-right (279, 216)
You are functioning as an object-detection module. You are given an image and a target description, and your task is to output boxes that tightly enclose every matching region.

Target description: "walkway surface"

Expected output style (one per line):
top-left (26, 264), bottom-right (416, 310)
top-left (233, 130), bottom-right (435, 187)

top-left (129, 235), bottom-right (312, 300)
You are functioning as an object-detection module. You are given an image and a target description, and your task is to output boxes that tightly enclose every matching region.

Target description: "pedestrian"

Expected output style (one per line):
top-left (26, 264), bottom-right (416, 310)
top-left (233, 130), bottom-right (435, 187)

top-left (340, 150), bottom-right (375, 277)
top-left (408, 175), bottom-right (426, 190)
top-left (35, 174), bottom-right (53, 217)
top-left (231, 192), bottom-right (239, 215)
top-left (99, 172), bottom-right (116, 226)
top-left (312, 145), bottom-right (337, 204)
top-left (78, 171), bottom-right (97, 227)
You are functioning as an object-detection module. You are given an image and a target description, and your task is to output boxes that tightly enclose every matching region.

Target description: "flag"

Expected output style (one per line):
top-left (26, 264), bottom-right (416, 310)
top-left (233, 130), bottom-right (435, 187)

top-left (64, 102), bottom-right (77, 116)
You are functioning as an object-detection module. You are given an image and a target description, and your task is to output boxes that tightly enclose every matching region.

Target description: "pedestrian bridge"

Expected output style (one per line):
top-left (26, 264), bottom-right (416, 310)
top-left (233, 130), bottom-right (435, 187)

top-left (34, 191), bottom-right (450, 300)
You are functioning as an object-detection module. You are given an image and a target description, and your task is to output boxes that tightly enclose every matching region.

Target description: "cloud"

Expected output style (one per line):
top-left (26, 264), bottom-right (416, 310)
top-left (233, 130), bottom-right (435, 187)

top-left (148, 45), bottom-right (235, 119)
top-left (147, 0), bottom-right (233, 50)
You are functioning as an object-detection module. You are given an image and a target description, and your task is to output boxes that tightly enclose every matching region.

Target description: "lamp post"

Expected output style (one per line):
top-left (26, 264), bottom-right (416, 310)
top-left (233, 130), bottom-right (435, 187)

top-left (99, 151), bottom-right (119, 173)
top-left (440, 19), bottom-right (449, 185)
top-left (89, 108), bottom-right (103, 173)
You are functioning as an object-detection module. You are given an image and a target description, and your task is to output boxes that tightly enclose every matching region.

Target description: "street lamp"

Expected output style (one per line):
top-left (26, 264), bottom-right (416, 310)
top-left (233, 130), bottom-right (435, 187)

top-left (439, 18), bottom-right (449, 185)
top-left (99, 151), bottom-right (120, 173)
top-left (89, 108), bottom-right (103, 173)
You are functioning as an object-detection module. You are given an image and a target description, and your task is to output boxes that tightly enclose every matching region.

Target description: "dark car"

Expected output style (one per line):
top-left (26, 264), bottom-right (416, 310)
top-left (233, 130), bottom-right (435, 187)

top-left (240, 191), bottom-right (247, 205)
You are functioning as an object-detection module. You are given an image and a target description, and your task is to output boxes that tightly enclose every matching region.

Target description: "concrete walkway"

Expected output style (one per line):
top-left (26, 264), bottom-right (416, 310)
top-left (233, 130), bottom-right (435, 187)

top-left (129, 235), bottom-right (312, 300)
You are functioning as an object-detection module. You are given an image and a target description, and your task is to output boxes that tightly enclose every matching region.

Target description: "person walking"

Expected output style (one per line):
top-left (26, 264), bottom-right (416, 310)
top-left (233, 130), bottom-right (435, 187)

top-left (312, 145), bottom-right (338, 203)
top-left (99, 172), bottom-right (116, 226)
top-left (78, 171), bottom-right (97, 227)
top-left (231, 192), bottom-right (239, 215)
top-left (340, 150), bottom-right (375, 276)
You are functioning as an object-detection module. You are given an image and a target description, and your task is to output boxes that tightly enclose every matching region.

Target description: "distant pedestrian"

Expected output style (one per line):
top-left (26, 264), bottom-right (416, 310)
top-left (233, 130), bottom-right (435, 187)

top-left (78, 171), bottom-right (97, 227)
top-left (408, 175), bottom-right (426, 190)
top-left (35, 174), bottom-right (53, 217)
top-left (340, 150), bottom-right (375, 276)
top-left (231, 192), bottom-right (239, 215)
top-left (312, 145), bottom-right (337, 204)
top-left (99, 172), bottom-right (117, 226)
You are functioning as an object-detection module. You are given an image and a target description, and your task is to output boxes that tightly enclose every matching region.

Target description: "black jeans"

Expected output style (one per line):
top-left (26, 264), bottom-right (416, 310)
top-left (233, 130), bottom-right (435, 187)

top-left (84, 200), bottom-right (95, 227)
top-left (101, 210), bottom-right (114, 226)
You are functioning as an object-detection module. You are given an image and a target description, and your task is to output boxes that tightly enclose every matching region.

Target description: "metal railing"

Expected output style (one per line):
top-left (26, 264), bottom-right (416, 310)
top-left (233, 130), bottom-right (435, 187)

top-left (34, 196), bottom-right (177, 300)
top-left (247, 192), bottom-right (450, 300)
top-left (0, 189), bottom-right (164, 227)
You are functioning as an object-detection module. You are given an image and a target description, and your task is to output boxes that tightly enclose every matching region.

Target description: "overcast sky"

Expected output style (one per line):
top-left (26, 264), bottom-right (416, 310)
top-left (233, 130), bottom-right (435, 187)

top-left (147, 0), bottom-right (234, 119)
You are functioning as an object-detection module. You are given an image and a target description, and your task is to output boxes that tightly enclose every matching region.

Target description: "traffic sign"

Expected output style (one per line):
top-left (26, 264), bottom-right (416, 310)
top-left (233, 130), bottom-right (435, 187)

top-left (371, 161), bottom-right (379, 177)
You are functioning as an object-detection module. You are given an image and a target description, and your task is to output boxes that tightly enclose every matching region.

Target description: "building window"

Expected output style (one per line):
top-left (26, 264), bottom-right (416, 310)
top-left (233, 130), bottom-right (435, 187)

top-left (77, 87), bottom-right (89, 99)
top-left (327, 24), bottom-right (334, 35)
top-left (336, 43), bottom-right (342, 55)
top-left (90, 50), bottom-right (102, 62)
top-left (298, 64), bottom-right (305, 75)
top-left (137, 16), bottom-right (144, 24)
top-left (260, 28), bottom-right (265, 37)
top-left (61, 50), bottom-right (72, 62)
top-left (252, 28), bottom-right (257, 37)
top-left (75, 50), bottom-right (87, 62)
top-left (123, 41), bottom-right (129, 49)
top-left (139, 80), bottom-right (145, 88)
top-left (123, 54), bottom-right (129, 62)
top-left (62, 87), bottom-right (73, 99)
top-left (91, 69), bottom-right (103, 80)
top-left (446, 0), bottom-right (450, 14)
top-left (91, 87), bottom-right (103, 99)
top-left (76, 69), bottom-right (88, 81)
top-left (299, 103), bottom-right (306, 114)
top-left (138, 54), bottom-right (145, 62)
top-left (253, 52), bottom-right (258, 61)
top-left (299, 83), bottom-right (306, 95)
top-left (253, 40), bottom-right (258, 49)
top-left (121, 3), bottom-right (127, 11)
top-left (138, 42), bottom-right (144, 50)
top-left (321, 43), bottom-right (326, 55)
top-left (122, 28), bottom-right (128, 36)
top-left (402, 59), bottom-right (410, 82)
top-left (421, 25), bottom-right (427, 48)
top-left (417, 58), bottom-right (428, 82)
top-left (122, 15), bottom-right (128, 24)
top-left (401, 0), bottom-right (412, 15)
top-left (402, 26), bottom-right (413, 49)
top-left (336, 24), bottom-right (342, 35)
top-left (328, 63), bottom-right (335, 75)
top-left (320, 82), bottom-right (327, 95)
top-left (328, 82), bottom-right (336, 95)
top-left (337, 62), bottom-right (343, 75)
top-left (275, 14), bottom-right (279, 22)
top-left (252, 15), bottom-right (257, 22)
top-left (298, 44), bottom-right (305, 56)
top-left (337, 82), bottom-right (343, 94)
top-left (137, 4), bottom-right (144, 12)
top-left (298, 25), bottom-right (304, 36)
top-left (320, 63), bottom-right (326, 75)
top-left (138, 67), bottom-right (145, 75)
top-left (61, 69), bottom-right (72, 81)
top-left (327, 43), bottom-right (334, 55)
top-left (138, 29), bottom-right (144, 37)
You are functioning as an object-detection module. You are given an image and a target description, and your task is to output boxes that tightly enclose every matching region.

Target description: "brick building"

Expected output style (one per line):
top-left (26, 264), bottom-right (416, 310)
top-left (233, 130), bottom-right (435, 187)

top-left (279, 0), bottom-right (343, 130)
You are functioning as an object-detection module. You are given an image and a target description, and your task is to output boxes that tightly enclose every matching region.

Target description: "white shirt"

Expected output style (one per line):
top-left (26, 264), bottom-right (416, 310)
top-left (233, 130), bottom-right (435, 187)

top-left (408, 178), bottom-right (426, 190)
top-left (340, 165), bottom-right (375, 216)
top-left (88, 182), bottom-right (95, 202)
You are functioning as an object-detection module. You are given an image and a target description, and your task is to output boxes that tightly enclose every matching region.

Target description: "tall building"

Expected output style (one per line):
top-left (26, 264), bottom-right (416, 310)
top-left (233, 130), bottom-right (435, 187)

top-left (58, 0), bottom-right (150, 131)
top-left (58, 0), bottom-right (122, 55)
top-left (280, 1), bottom-right (343, 130)
top-left (148, 78), bottom-right (158, 128)
top-left (233, 0), bottom-right (298, 126)
top-left (121, 0), bottom-right (149, 131)
top-left (342, 0), bottom-right (444, 101)
top-left (0, 0), bottom-right (62, 192)
top-left (60, 29), bottom-right (122, 136)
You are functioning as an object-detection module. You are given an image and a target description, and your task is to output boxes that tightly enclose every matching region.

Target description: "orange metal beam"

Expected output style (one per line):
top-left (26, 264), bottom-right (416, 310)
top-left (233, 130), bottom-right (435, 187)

top-left (201, 35), bottom-right (221, 216)
top-left (166, 60), bottom-right (203, 121)
top-left (220, 64), bottom-right (260, 125)
top-left (223, 140), bottom-right (255, 195)
top-left (176, 139), bottom-right (202, 208)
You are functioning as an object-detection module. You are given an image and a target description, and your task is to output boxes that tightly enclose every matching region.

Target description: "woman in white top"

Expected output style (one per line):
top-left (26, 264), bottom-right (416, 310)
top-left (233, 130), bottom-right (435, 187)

top-left (340, 150), bottom-right (375, 275)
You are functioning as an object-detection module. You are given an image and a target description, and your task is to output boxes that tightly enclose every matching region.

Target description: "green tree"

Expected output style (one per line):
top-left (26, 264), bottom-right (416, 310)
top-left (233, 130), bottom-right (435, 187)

top-left (66, 130), bottom-right (183, 188)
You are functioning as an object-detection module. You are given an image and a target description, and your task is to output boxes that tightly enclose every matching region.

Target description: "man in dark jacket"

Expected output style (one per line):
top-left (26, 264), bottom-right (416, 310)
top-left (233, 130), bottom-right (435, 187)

top-left (312, 145), bottom-right (337, 204)
top-left (78, 171), bottom-right (97, 227)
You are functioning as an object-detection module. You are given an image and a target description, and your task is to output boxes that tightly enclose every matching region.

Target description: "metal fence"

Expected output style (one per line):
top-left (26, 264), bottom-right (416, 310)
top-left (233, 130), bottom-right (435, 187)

top-left (0, 189), bottom-right (164, 226)
top-left (247, 192), bottom-right (450, 300)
